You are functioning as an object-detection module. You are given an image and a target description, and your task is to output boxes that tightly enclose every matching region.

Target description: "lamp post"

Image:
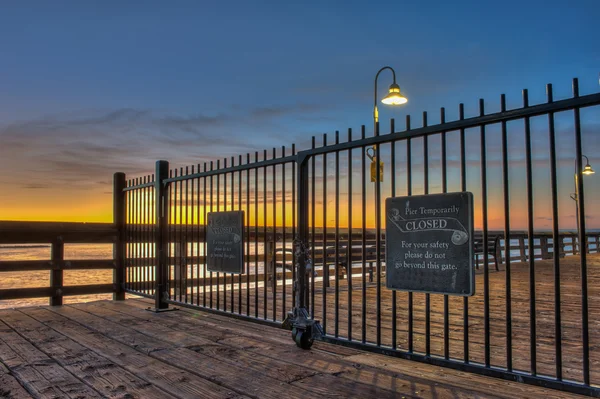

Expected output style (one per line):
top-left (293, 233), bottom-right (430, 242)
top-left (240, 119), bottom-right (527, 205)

top-left (373, 66), bottom-right (408, 136)
top-left (570, 155), bottom-right (595, 254)
top-left (369, 66), bottom-right (408, 181)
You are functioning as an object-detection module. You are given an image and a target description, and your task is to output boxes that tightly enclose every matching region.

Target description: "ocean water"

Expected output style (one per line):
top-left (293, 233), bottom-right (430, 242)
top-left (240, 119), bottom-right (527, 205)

top-left (0, 244), bottom-right (114, 309)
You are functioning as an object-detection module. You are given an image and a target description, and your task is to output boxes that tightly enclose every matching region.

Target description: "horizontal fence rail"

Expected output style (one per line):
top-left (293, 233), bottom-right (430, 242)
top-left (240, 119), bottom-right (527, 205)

top-left (0, 221), bottom-right (120, 304)
top-left (122, 78), bottom-right (600, 396)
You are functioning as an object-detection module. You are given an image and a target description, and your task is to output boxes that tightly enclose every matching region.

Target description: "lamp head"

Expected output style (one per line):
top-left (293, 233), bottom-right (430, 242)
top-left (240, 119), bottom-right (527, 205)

top-left (583, 162), bottom-right (595, 175)
top-left (381, 83), bottom-right (407, 105)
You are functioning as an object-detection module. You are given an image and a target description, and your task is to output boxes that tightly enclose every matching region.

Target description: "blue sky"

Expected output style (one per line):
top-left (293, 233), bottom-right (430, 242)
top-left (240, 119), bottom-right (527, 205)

top-left (0, 0), bottom-right (598, 223)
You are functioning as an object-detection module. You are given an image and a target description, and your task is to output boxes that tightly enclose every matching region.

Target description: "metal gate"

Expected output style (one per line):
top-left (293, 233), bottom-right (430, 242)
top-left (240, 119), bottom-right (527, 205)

top-left (123, 78), bottom-right (600, 396)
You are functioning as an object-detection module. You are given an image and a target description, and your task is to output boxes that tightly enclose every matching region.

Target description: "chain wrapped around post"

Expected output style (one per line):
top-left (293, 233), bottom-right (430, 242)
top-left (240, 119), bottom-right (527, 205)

top-left (282, 238), bottom-right (323, 349)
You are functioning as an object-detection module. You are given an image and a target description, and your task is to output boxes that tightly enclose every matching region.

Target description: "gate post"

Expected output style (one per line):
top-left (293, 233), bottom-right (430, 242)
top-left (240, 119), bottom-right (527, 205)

top-left (113, 172), bottom-right (127, 300)
top-left (283, 153), bottom-right (322, 349)
top-left (153, 160), bottom-right (171, 311)
top-left (297, 155), bottom-right (310, 310)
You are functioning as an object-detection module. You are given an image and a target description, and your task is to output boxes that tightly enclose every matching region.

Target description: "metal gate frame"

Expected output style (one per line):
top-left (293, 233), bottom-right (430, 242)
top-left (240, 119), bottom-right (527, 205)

top-left (123, 80), bottom-right (600, 396)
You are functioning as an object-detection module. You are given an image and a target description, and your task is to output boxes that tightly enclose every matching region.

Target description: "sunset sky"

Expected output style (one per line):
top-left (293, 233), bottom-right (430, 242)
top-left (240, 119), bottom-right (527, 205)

top-left (0, 1), bottom-right (598, 229)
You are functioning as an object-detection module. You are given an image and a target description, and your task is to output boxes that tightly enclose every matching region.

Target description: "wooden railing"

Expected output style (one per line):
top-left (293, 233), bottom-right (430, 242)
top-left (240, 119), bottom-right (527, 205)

top-left (0, 221), bottom-right (121, 305)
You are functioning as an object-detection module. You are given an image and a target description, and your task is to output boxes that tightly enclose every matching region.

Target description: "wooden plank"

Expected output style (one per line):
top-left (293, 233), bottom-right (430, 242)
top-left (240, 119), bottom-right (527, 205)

top-left (0, 259), bottom-right (116, 273)
top-left (0, 288), bottom-right (53, 301)
top-left (2, 309), bottom-right (174, 399)
top-left (0, 317), bottom-right (103, 398)
top-left (24, 307), bottom-right (249, 399)
top-left (0, 284), bottom-right (115, 301)
top-left (0, 360), bottom-right (32, 399)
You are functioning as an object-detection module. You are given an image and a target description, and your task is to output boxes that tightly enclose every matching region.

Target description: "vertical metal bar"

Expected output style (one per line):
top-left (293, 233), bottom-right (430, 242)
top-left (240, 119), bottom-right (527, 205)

top-left (361, 125), bottom-right (367, 344)
top-left (375, 122), bottom-right (382, 347)
top-left (171, 174), bottom-right (175, 299)
top-left (335, 130), bottom-right (340, 338)
top-left (237, 155), bottom-right (241, 314)
top-left (142, 179), bottom-right (146, 296)
top-left (209, 162), bottom-right (214, 309)
top-left (322, 133), bottom-right (328, 335)
top-left (146, 176), bottom-right (151, 296)
top-left (263, 149), bottom-right (268, 319)
top-left (168, 172), bottom-right (172, 301)
top-left (406, 115), bottom-right (413, 352)
top-left (154, 160), bottom-right (170, 310)
top-left (546, 84), bottom-right (562, 380)
top-left (292, 143), bottom-right (297, 310)
top-left (177, 169), bottom-right (182, 302)
top-left (246, 154), bottom-right (251, 316)
top-left (523, 89), bottom-right (537, 375)
top-left (135, 178), bottom-right (140, 294)
top-left (255, 152), bottom-right (259, 318)
top-left (348, 128), bottom-right (353, 342)
top-left (196, 166), bottom-right (200, 306)
top-left (153, 174), bottom-right (157, 298)
top-left (143, 178), bottom-right (147, 295)
top-left (282, 146), bottom-right (287, 321)
top-left (441, 108), bottom-right (449, 360)
top-left (573, 78), bottom-right (590, 385)
top-left (223, 160), bottom-right (227, 312)
top-left (203, 163), bottom-right (208, 307)
top-left (139, 177), bottom-right (144, 295)
top-left (501, 94), bottom-right (513, 371)
top-left (185, 167), bottom-right (189, 304)
top-left (217, 161), bottom-right (221, 311)
top-left (460, 104), bottom-right (469, 362)
top-left (131, 179), bottom-right (137, 293)
top-left (479, 99), bottom-right (490, 368)
top-left (311, 137), bottom-right (316, 318)
top-left (126, 181), bottom-right (131, 293)
top-left (423, 112), bottom-right (430, 356)
top-left (272, 147), bottom-right (277, 321)
top-left (390, 119), bottom-right (397, 350)
top-left (231, 157), bottom-right (235, 313)
top-left (113, 172), bottom-right (127, 301)
top-left (178, 173), bottom-right (182, 302)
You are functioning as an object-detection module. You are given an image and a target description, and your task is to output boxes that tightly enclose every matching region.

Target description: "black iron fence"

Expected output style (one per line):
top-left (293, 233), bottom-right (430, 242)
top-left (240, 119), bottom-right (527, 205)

top-left (122, 78), bottom-right (600, 396)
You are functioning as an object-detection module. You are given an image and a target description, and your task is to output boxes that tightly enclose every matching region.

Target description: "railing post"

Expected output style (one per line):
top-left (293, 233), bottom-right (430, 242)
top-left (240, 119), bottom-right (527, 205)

top-left (113, 172), bottom-right (127, 301)
top-left (519, 235), bottom-right (526, 262)
top-left (50, 237), bottom-right (64, 306)
top-left (540, 236), bottom-right (549, 260)
top-left (154, 160), bottom-right (170, 311)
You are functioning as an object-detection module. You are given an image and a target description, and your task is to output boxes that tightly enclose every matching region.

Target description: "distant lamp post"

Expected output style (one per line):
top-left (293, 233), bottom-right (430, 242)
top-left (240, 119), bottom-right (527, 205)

top-left (369, 66), bottom-right (407, 182)
top-left (570, 155), bottom-right (595, 253)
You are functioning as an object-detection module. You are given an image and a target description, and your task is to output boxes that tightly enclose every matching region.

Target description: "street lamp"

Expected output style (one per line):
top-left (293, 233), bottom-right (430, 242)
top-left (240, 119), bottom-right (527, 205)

top-left (373, 66), bottom-right (407, 135)
top-left (368, 66), bottom-right (408, 182)
top-left (570, 155), bottom-right (595, 253)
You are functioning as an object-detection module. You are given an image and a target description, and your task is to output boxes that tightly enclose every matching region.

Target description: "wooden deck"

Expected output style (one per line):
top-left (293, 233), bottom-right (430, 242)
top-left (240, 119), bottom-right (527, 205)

top-left (0, 299), bottom-right (589, 398)
top-left (167, 253), bottom-right (600, 385)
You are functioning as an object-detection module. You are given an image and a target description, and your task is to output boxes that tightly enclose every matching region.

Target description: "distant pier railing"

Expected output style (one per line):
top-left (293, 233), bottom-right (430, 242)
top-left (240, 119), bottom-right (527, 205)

top-left (0, 221), bottom-right (120, 305)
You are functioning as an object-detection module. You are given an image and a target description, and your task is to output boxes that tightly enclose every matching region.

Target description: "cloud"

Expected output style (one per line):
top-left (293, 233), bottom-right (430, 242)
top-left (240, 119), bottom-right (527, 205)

top-left (0, 103), bottom-right (326, 192)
